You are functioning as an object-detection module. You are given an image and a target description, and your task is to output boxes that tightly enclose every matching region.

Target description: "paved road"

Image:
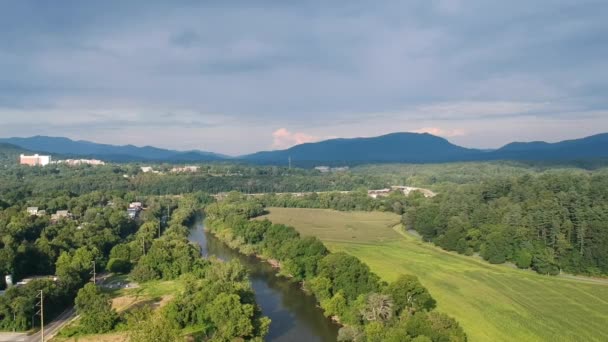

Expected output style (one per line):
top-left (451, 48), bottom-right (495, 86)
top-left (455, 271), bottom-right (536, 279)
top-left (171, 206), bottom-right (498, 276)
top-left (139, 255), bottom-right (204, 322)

top-left (23, 308), bottom-right (76, 342)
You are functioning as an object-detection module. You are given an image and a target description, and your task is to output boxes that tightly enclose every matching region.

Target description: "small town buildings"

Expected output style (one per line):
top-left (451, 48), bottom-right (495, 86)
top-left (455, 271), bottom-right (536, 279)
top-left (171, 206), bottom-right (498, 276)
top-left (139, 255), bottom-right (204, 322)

top-left (20, 154), bottom-right (51, 166)
top-left (171, 166), bottom-right (200, 173)
top-left (56, 159), bottom-right (105, 166)
top-left (140, 166), bottom-right (154, 173)
top-left (314, 166), bottom-right (350, 173)
top-left (26, 207), bottom-right (39, 215)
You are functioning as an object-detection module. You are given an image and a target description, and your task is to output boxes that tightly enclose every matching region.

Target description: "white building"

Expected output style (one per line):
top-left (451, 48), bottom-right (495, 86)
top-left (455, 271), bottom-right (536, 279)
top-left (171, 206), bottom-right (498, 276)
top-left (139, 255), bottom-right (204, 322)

top-left (20, 154), bottom-right (51, 166)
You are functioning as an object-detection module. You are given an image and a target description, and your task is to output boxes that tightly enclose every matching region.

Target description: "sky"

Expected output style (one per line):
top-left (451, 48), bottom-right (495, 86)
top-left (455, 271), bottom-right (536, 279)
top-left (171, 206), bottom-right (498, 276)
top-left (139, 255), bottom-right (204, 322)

top-left (1, 0), bottom-right (607, 155)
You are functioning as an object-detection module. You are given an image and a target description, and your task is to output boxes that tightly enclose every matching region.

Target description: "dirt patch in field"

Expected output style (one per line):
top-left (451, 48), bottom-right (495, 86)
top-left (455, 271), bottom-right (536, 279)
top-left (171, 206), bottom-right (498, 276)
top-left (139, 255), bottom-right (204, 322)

top-left (156, 295), bottom-right (174, 308)
top-left (111, 295), bottom-right (138, 312)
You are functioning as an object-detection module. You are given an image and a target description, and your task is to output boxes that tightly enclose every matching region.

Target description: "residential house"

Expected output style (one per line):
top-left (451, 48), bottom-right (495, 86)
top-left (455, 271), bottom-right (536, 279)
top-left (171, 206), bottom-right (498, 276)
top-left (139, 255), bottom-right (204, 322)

top-left (51, 210), bottom-right (72, 221)
top-left (26, 207), bottom-right (39, 215)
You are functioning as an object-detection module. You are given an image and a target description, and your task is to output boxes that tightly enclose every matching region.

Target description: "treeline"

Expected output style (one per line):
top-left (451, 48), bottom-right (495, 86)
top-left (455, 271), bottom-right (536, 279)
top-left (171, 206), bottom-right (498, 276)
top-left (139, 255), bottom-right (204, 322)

top-left (406, 172), bottom-right (608, 276)
top-left (205, 195), bottom-right (466, 342)
top-left (0, 163), bottom-right (388, 199)
top-left (256, 190), bottom-right (409, 214)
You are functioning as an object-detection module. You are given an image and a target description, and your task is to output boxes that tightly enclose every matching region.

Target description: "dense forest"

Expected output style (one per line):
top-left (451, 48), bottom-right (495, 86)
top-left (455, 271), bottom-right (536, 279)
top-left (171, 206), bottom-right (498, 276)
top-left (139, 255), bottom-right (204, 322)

top-left (0, 174), bottom-right (269, 340)
top-left (0, 163), bottom-right (387, 198)
top-left (205, 194), bottom-right (467, 341)
top-left (406, 172), bottom-right (608, 276)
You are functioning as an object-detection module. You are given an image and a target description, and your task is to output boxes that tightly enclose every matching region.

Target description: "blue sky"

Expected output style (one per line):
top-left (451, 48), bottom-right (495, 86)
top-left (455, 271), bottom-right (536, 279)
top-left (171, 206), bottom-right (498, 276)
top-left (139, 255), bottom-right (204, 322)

top-left (1, 0), bottom-right (607, 154)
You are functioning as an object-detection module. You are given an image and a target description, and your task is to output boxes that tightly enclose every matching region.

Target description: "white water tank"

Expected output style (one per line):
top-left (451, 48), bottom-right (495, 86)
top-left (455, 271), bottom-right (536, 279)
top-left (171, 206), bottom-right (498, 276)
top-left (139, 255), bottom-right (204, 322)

top-left (5, 275), bottom-right (13, 287)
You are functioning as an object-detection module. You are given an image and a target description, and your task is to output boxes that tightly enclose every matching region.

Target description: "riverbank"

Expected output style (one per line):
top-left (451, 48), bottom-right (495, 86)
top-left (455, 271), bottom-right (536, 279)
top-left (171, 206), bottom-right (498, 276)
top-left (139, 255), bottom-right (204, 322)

top-left (190, 216), bottom-right (341, 342)
top-left (204, 200), bottom-right (467, 342)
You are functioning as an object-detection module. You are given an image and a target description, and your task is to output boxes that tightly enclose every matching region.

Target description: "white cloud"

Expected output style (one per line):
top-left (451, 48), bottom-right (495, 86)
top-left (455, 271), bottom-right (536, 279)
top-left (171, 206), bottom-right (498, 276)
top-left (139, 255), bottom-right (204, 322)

top-left (271, 128), bottom-right (320, 149)
top-left (412, 127), bottom-right (466, 137)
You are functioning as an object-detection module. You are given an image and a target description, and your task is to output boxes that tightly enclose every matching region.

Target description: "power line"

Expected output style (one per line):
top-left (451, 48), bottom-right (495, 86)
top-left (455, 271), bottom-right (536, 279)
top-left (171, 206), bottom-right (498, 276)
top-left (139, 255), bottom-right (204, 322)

top-left (91, 261), bottom-right (96, 284)
top-left (36, 290), bottom-right (44, 342)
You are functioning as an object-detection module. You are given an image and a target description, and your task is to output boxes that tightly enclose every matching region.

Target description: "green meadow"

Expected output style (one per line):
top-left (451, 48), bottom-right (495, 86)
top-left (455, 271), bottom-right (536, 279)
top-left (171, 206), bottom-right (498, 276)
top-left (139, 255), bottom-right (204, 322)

top-left (260, 207), bottom-right (608, 342)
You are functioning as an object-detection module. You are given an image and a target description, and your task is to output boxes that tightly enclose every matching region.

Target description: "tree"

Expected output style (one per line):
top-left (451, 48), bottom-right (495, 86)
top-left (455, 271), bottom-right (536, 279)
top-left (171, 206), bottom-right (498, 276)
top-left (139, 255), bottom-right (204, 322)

top-left (208, 293), bottom-right (255, 340)
top-left (75, 283), bottom-right (117, 333)
top-left (321, 291), bottom-right (347, 319)
top-left (361, 293), bottom-right (393, 322)
top-left (128, 308), bottom-right (181, 342)
top-left (384, 275), bottom-right (435, 316)
top-left (318, 252), bottom-right (380, 301)
top-left (107, 258), bottom-right (131, 274)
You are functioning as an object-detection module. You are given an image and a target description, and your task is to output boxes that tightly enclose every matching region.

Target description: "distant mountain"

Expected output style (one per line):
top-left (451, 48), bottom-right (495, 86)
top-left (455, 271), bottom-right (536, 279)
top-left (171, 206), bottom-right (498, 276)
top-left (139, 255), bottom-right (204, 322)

top-left (241, 132), bottom-right (482, 165)
top-left (491, 133), bottom-right (608, 160)
top-left (2, 132), bottom-right (607, 166)
top-left (0, 136), bottom-right (227, 162)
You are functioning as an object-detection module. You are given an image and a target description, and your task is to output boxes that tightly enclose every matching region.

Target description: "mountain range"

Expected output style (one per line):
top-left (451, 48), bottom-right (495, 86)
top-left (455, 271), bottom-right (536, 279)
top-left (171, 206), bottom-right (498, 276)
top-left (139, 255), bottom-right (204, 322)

top-left (0, 136), bottom-right (227, 162)
top-left (1, 132), bottom-right (607, 166)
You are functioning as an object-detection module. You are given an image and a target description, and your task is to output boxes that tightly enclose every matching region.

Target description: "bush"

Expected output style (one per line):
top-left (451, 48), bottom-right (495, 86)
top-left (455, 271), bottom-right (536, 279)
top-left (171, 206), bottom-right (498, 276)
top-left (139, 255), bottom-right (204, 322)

top-left (107, 258), bottom-right (132, 274)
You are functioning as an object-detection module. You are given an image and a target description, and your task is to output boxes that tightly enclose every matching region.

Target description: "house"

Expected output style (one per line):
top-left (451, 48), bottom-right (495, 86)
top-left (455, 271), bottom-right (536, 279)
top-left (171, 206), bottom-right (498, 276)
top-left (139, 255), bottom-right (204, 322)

top-left (20, 154), bottom-right (51, 166)
top-left (314, 166), bottom-right (330, 173)
top-left (36, 210), bottom-right (46, 216)
top-left (129, 202), bottom-right (143, 209)
top-left (26, 207), bottom-right (39, 215)
top-left (127, 202), bottom-right (143, 219)
top-left (51, 210), bottom-right (72, 221)
top-left (367, 189), bottom-right (392, 199)
top-left (390, 186), bottom-right (437, 198)
top-left (127, 208), bottom-right (140, 219)
top-left (140, 166), bottom-right (154, 173)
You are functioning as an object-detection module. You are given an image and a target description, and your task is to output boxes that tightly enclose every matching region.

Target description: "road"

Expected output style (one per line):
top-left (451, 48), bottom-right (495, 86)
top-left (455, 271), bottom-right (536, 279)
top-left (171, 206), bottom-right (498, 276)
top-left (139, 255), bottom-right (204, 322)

top-left (23, 308), bottom-right (76, 342)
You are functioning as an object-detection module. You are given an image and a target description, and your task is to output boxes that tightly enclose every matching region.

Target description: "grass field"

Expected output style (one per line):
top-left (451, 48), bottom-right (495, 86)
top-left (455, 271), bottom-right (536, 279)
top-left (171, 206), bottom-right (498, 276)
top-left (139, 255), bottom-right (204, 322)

top-left (260, 207), bottom-right (608, 342)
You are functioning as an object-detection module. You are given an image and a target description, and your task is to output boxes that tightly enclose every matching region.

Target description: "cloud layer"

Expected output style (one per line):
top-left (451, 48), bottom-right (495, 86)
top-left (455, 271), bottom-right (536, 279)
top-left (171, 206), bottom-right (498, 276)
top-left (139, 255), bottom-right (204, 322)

top-left (0, 1), bottom-right (607, 154)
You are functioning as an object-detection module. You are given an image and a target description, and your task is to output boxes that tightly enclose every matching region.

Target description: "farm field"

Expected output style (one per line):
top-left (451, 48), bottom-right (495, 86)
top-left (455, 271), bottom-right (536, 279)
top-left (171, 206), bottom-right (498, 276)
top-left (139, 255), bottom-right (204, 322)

top-left (260, 207), bottom-right (608, 342)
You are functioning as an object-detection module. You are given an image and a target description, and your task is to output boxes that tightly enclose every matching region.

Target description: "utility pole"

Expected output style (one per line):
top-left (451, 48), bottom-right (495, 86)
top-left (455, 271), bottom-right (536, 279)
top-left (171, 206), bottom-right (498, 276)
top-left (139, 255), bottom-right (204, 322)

top-left (36, 290), bottom-right (44, 342)
top-left (91, 261), bottom-right (96, 284)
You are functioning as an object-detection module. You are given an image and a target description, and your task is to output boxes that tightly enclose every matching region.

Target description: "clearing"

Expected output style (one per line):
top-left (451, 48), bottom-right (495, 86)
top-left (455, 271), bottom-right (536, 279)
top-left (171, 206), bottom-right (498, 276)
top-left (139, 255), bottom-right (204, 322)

top-left (260, 207), bottom-right (608, 342)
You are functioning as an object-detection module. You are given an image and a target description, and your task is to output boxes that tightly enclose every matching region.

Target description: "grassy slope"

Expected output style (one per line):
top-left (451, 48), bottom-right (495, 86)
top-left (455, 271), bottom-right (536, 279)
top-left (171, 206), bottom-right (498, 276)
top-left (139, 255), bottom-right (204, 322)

top-left (260, 207), bottom-right (608, 342)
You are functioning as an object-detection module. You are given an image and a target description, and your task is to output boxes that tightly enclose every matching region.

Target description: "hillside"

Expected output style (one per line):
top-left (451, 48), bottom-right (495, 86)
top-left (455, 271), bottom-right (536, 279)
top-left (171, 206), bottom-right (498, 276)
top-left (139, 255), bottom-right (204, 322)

top-left (0, 143), bottom-right (29, 164)
top-left (2, 132), bottom-right (608, 165)
top-left (492, 133), bottom-right (608, 160)
top-left (242, 132), bottom-right (483, 165)
top-left (0, 136), bottom-right (227, 162)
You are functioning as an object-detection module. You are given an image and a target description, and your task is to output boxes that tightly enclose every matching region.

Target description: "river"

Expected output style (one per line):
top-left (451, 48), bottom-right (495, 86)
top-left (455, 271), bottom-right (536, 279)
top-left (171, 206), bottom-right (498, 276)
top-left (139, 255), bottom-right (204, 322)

top-left (188, 216), bottom-right (340, 342)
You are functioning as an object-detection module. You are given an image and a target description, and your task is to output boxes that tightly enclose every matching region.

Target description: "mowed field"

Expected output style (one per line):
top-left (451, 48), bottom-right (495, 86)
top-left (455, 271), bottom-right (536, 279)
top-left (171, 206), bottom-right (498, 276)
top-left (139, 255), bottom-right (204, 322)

top-left (259, 207), bottom-right (608, 342)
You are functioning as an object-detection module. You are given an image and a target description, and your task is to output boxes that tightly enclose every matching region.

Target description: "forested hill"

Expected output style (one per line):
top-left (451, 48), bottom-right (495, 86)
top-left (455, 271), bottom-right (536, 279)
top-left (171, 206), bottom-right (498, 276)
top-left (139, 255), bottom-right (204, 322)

top-left (241, 132), bottom-right (608, 165)
top-left (0, 143), bottom-right (29, 164)
top-left (242, 132), bottom-right (481, 164)
top-left (491, 133), bottom-right (608, 160)
top-left (0, 136), bottom-right (227, 162)
top-left (3, 132), bottom-right (608, 165)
